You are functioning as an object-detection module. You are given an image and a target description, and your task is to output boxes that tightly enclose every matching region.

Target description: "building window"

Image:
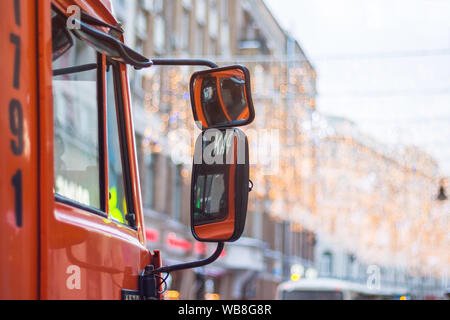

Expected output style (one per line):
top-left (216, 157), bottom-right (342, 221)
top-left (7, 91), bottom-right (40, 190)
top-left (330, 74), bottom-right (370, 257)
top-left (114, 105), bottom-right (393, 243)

top-left (320, 251), bottom-right (333, 277)
top-left (263, 213), bottom-right (276, 251)
top-left (181, 9), bottom-right (190, 53)
top-left (196, 23), bottom-right (204, 55)
top-left (143, 151), bottom-right (155, 210)
top-left (252, 211), bottom-right (263, 240)
top-left (220, 0), bottom-right (228, 22)
top-left (196, 0), bottom-right (206, 24)
top-left (347, 254), bottom-right (356, 280)
top-left (136, 9), bottom-right (148, 41)
top-left (208, 0), bottom-right (218, 38)
top-left (209, 37), bottom-right (217, 56)
top-left (275, 222), bottom-right (284, 252)
top-left (153, 0), bottom-right (165, 54)
top-left (173, 164), bottom-right (182, 221)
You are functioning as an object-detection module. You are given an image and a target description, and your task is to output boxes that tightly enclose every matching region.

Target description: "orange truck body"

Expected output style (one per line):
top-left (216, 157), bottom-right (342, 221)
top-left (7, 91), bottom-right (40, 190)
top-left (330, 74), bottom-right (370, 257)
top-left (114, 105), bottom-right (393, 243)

top-left (0, 0), bottom-right (158, 299)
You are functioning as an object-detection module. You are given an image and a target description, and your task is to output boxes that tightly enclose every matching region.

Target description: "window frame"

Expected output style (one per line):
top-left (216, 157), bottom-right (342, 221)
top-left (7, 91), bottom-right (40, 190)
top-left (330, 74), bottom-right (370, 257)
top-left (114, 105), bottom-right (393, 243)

top-left (53, 45), bottom-right (107, 217)
top-left (106, 60), bottom-right (137, 229)
top-left (51, 7), bottom-right (136, 230)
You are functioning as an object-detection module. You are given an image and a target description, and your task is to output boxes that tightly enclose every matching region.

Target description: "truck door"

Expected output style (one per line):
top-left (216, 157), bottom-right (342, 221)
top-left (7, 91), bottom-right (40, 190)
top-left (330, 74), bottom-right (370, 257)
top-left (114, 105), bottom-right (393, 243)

top-left (0, 0), bottom-right (39, 300)
top-left (39, 4), bottom-right (149, 299)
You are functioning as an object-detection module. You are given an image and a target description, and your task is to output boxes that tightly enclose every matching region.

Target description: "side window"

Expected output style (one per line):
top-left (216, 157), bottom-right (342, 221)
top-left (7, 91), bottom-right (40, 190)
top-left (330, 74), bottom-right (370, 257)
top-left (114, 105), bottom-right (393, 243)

top-left (106, 65), bottom-right (131, 226)
top-left (52, 8), bottom-right (102, 210)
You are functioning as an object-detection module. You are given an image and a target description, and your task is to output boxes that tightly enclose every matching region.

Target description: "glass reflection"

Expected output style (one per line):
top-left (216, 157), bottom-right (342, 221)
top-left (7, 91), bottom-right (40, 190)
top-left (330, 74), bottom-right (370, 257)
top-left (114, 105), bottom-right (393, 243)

top-left (193, 68), bottom-right (250, 128)
top-left (193, 173), bottom-right (228, 225)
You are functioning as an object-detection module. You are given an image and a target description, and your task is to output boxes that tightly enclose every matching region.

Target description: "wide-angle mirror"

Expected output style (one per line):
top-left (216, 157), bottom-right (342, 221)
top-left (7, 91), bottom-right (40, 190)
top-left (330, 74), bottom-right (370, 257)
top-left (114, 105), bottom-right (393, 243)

top-left (191, 129), bottom-right (250, 242)
top-left (190, 65), bottom-right (255, 130)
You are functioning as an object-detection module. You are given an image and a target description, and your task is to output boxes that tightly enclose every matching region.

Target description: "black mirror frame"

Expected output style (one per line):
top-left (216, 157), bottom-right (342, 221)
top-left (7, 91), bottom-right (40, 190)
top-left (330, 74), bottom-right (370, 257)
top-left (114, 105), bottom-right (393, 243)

top-left (189, 65), bottom-right (256, 131)
top-left (190, 129), bottom-right (250, 243)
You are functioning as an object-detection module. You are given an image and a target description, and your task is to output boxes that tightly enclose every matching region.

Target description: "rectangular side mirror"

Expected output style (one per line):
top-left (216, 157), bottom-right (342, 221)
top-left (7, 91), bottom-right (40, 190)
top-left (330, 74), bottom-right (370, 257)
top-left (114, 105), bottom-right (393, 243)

top-left (191, 129), bottom-right (249, 242)
top-left (190, 65), bottom-right (255, 130)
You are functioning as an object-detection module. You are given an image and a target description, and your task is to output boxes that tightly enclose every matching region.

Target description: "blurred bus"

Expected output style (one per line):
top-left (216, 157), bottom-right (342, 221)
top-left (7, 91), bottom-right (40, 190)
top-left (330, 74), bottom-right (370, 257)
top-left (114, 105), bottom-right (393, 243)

top-left (276, 278), bottom-right (409, 300)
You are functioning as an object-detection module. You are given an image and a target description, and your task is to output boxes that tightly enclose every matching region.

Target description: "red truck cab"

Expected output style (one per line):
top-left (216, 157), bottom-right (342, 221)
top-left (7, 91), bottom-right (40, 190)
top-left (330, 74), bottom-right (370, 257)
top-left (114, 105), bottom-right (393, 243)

top-left (1, 0), bottom-right (254, 300)
top-left (1, 0), bottom-right (156, 299)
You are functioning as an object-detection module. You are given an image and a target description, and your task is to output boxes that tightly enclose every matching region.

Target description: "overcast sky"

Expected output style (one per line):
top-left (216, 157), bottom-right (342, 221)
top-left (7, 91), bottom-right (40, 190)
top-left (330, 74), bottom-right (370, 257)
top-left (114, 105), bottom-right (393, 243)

top-left (265, 0), bottom-right (450, 175)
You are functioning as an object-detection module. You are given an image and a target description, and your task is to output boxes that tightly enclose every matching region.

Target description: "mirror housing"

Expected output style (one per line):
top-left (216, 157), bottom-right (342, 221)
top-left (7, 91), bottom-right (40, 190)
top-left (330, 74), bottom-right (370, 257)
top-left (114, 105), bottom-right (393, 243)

top-left (51, 11), bottom-right (74, 61)
top-left (190, 65), bottom-right (255, 130)
top-left (70, 18), bottom-right (152, 69)
top-left (191, 129), bottom-right (249, 242)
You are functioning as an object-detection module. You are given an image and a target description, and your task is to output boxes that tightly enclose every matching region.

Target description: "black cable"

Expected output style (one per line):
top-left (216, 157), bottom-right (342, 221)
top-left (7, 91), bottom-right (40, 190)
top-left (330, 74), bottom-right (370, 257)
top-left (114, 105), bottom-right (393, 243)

top-left (155, 273), bottom-right (171, 295)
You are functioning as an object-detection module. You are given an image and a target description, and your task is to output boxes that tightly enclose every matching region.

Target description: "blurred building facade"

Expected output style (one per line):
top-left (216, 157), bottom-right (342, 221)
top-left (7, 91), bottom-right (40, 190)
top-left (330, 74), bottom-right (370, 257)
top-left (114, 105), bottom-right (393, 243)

top-left (313, 116), bottom-right (448, 298)
top-left (111, 0), bottom-right (318, 300)
top-left (110, 0), bottom-right (448, 299)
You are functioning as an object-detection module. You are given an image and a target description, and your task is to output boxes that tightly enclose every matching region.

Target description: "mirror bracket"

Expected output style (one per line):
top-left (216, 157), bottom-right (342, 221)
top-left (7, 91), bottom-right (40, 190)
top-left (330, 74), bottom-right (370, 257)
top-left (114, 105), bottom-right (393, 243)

top-left (148, 242), bottom-right (224, 275)
top-left (151, 58), bottom-right (218, 69)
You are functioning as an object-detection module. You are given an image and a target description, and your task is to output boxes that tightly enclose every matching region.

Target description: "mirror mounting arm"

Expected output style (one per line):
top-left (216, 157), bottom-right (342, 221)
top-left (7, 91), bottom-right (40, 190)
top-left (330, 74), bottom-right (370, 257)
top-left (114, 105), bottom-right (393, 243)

top-left (151, 58), bottom-right (219, 69)
top-left (150, 242), bottom-right (224, 275)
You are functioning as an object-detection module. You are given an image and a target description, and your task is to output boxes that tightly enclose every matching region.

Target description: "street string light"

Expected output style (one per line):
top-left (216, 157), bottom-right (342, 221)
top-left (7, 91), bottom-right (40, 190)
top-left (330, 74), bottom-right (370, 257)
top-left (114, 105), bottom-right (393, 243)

top-left (139, 60), bottom-right (448, 280)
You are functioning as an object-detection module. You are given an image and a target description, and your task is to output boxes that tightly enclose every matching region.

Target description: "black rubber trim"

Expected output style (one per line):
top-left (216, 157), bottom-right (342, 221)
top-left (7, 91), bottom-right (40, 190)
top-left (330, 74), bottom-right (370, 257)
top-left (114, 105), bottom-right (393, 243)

top-left (80, 11), bottom-right (123, 34)
top-left (55, 194), bottom-right (108, 218)
top-left (98, 53), bottom-right (106, 212)
top-left (110, 61), bottom-right (137, 229)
